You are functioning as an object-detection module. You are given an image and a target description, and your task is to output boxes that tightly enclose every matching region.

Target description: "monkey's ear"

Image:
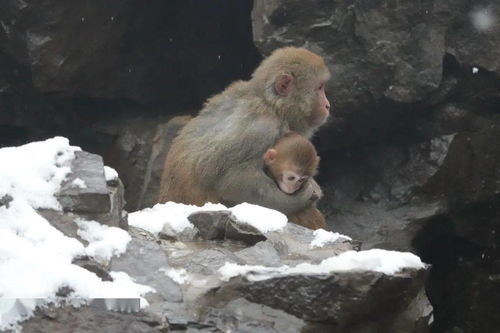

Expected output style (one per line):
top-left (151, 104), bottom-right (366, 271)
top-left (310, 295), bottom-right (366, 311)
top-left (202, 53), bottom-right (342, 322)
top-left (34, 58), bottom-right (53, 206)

top-left (274, 74), bottom-right (294, 97)
top-left (263, 148), bottom-right (278, 165)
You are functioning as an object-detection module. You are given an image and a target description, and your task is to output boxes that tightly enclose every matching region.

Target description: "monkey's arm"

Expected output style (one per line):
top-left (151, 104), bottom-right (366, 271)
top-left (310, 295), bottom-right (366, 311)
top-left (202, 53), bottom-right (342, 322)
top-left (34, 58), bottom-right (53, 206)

top-left (215, 163), bottom-right (320, 216)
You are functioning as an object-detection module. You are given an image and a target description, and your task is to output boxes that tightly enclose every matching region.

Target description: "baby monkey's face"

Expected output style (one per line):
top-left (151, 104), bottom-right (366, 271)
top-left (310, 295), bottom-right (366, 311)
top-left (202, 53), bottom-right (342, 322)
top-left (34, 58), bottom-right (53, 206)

top-left (263, 132), bottom-right (319, 195)
top-left (277, 170), bottom-right (309, 194)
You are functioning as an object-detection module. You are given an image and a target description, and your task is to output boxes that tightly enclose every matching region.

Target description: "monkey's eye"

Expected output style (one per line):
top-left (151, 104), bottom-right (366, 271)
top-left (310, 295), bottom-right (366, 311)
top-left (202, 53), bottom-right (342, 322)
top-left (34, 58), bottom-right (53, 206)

top-left (287, 176), bottom-right (296, 181)
top-left (298, 177), bottom-right (307, 183)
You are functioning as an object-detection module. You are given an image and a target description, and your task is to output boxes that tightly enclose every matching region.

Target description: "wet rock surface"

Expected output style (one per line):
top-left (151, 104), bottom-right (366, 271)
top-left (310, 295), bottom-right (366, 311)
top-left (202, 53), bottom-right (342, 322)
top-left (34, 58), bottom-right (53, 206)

top-left (110, 237), bottom-right (183, 303)
top-left (11, 174), bottom-right (430, 333)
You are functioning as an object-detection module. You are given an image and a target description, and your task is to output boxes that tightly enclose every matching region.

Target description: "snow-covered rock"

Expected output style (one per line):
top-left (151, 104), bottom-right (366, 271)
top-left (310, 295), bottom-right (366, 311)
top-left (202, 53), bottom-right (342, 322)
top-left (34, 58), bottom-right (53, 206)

top-left (0, 137), bottom-right (431, 333)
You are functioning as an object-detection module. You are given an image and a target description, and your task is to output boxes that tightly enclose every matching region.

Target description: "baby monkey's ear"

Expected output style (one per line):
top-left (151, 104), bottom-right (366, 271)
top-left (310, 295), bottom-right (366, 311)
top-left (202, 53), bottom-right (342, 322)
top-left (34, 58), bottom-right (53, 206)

top-left (263, 148), bottom-right (278, 165)
top-left (274, 73), bottom-right (294, 97)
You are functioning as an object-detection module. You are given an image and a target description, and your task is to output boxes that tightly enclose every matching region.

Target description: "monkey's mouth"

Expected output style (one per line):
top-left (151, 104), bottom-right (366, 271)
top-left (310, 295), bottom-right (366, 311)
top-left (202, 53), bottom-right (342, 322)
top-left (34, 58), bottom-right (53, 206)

top-left (279, 183), bottom-right (298, 195)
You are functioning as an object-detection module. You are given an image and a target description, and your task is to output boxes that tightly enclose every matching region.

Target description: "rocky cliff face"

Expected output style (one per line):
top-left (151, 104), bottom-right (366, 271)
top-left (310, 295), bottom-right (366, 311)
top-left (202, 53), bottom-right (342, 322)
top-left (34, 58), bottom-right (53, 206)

top-left (0, 1), bottom-right (499, 332)
top-left (253, 1), bottom-right (500, 332)
top-left (0, 0), bottom-right (261, 148)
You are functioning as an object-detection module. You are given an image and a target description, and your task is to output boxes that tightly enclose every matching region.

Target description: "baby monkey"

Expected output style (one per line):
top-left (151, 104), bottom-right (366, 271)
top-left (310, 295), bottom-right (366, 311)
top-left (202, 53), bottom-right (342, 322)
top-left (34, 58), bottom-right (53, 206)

top-left (264, 132), bottom-right (319, 195)
top-left (263, 132), bottom-right (326, 230)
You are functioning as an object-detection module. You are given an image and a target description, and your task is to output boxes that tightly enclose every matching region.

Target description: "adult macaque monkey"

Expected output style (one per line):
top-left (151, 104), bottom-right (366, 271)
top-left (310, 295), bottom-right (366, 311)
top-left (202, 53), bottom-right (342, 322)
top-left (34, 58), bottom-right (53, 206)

top-left (159, 47), bottom-right (331, 219)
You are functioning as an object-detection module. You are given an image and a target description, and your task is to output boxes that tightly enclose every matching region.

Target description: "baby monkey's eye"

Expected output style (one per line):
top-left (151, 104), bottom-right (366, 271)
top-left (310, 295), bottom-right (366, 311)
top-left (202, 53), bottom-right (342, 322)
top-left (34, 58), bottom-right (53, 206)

top-left (298, 177), bottom-right (307, 183)
top-left (287, 176), bottom-right (296, 181)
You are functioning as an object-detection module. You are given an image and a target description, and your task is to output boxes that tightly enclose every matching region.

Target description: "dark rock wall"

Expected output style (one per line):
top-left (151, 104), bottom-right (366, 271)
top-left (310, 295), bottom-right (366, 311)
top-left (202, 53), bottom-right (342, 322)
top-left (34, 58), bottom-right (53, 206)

top-left (253, 1), bottom-right (500, 332)
top-left (0, 0), bottom-right (261, 147)
top-left (1, 1), bottom-right (500, 332)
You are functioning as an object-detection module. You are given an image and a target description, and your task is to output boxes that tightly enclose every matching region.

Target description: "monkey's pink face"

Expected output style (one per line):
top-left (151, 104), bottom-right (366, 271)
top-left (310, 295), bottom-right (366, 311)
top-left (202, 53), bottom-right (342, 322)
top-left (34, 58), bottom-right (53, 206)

top-left (309, 81), bottom-right (330, 127)
top-left (278, 171), bottom-right (308, 194)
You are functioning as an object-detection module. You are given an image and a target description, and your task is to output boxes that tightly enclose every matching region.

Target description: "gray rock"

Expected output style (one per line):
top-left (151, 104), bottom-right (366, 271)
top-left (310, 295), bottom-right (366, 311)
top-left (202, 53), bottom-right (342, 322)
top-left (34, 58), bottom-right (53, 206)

top-left (188, 210), bottom-right (270, 245)
top-left (321, 132), bottom-right (454, 251)
top-left (0, 194), bottom-right (13, 208)
top-left (188, 211), bottom-right (230, 240)
top-left (224, 218), bottom-right (267, 246)
top-left (424, 129), bottom-right (500, 206)
top-left (186, 248), bottom-right (245, 275)
top-left (0, 0), bottom-right (260, 110)
top-left (235, 241), bottom-right (282, 267)
top-left (110, 238), bottom-right (183, 302)
top-left (128, 225), bottom-right (158, 242)
top-left (445, 3), bottom-right (500, 75)
top-left (20, 304), bottom-right (166, 333)
top-left (37, 209), bottom-right (86, 242)
top-left (266, 223), bottom-right (358, 261)
top-left (56, 151), bottom-right (110, 213)
top-left (210, 268), bottom-right (428, 328)
top-left (48, 150), bottom-right (128, 229)
top-left (327, 199), bottom-right (446, 251)
top-left (108, 177), bottom-right (128, 230)
top-left (55, 286), bottom-right (73, 298)
top-left (160, 223), bottom-right (199, 242)
top-left (387, 289), bottom-right (433, 333)
top-left (203, 298), bottom-right (306, 333)
top-left (146, 301), bottom-right (196, 331)
top-left (72, 256), bottom-right (113, 282)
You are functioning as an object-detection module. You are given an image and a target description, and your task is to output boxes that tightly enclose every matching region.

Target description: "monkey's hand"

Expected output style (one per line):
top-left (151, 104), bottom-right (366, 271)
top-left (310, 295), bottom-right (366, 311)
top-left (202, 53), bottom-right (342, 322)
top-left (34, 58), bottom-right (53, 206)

top-left (307, 178), bottom-right (322, 202)
top-left (215, 163), bottom-right (319, 216)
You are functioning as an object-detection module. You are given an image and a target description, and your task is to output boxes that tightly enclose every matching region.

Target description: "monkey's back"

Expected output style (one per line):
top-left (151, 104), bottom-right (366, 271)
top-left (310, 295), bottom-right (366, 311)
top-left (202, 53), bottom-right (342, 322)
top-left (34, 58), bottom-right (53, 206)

top-left (158, 87), bottom-right (283, 205)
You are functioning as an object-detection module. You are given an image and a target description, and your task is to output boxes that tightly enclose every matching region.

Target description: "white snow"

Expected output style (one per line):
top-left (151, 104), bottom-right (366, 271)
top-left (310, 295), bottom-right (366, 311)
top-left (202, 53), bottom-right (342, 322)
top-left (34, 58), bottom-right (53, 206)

top-left (76, 219), bottom-right (131, 264)
top-left (472, 67), bottom-right (479, 74)
top-left (0, 137), bottom-right (153, 331)
top-left (219, 249), bottom-right (425, 282)
top-left (104, 166), bottom-right (118, 182)
top-left (72, 178), bottom-right (87, 189)
top-left (128, 201), bottom-right (228, 235)
top-left (310, 229), bottom-right (352, 248)
top-left (129, 201), bottom-right (288, 236)
top-left (160, 268), bottom-right (189, 285)
top-left (470, 8), bottom-right (496, 32)
top-left (0, 299), bottom-right (40, 332)
top-left (230, 203), bottom-right (287, 233)
top-left (0, 136), bottom-right (79, 210)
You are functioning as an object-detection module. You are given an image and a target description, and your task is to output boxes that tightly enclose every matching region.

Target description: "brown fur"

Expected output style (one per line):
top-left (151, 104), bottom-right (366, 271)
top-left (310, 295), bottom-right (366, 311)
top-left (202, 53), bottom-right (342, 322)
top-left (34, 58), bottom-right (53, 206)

top-left (159, 47), bottom-right (330, 217)
top-left (289, 207), bottom-right (326, 230)
top-left (264, 132), bottom-right (326, 230)
top-left (265, 132), bottom-right (319, 179)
